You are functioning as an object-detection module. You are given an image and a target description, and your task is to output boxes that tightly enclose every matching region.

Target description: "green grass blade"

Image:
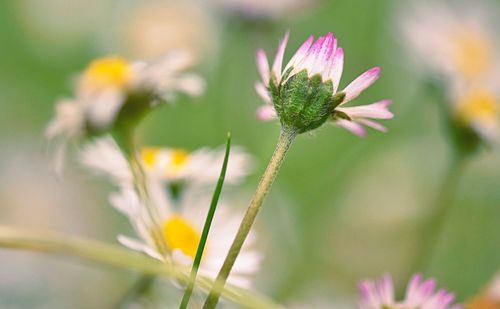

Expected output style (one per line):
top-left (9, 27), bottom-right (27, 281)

top-left (179, 132), bottom-right (232, 309)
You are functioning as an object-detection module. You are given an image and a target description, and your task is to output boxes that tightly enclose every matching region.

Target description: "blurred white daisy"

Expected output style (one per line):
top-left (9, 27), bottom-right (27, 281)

top-left (46, 53), bottom-right (204, 172)
top-left (46, 53), bottom-right (204, 141)
top-left (400, 1), bottom-right (500, 146)
top-left (80, 136), bottom-right (261, 287)
top-left (140, 146), bottom-right (253, 186)
top-left (450, 83), bottom-right (499, 143)
top-left (400, 1), bottom-right (499, 81)
top-left (358, 273), bottom-right (460, 309)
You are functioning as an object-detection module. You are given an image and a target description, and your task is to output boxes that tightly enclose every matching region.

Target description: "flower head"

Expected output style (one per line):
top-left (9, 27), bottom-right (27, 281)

top-left (255, 32), bottom-right (393, 136)
top-left (451, 85), bottom-right (499, 143)
top-left (46, 51), bottom-right (204, 142)
top-left (400, 2), bottom-right (497, 81)
top-left (80, 137), bottom-right (261, 287)
top-left (358, 273), bottom-right (461, 309)
top-left (139, 145), bottom-right (253, 186)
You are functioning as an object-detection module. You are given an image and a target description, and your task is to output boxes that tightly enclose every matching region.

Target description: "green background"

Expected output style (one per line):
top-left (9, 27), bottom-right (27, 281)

top-left (0, 0), bottom-right (498, 307)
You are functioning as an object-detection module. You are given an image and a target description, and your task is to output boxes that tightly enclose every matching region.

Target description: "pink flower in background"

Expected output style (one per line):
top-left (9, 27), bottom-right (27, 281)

top-left (255, 32), bottom-right (393, 136)
top-left (358, 273), bottom-right (461, 309)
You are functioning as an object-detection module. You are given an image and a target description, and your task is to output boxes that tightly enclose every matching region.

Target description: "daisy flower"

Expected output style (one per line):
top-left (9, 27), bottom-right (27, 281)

top-left (358, 273), bottom-right (461, 309)
top-left (400, 1), bottom-right (498, 81)
top-left (46, 51), bottom-right (204, 142)
top-left (140, 145), bottom-right (253, 186)
top-left (450, 83), bottom-right (499, 143)
top-left (80, 137), bottom-right (261, 287)
top-left (255, 32), bottom-right (393, 136)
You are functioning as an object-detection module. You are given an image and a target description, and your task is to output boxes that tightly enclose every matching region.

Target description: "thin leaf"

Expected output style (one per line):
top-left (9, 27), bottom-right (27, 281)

top-left (180, 132), bottom-right (232, 309)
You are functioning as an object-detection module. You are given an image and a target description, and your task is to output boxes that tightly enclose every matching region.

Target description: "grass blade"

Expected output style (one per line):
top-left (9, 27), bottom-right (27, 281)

top-left (179, 133), bottom-right (232, 309)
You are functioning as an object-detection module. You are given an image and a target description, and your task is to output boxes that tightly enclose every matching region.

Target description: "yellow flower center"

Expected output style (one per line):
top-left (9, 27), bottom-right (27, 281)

top-left (452, 30), bottom-right (491, 78)
top-left (170, 149), bottom-right (189, 169)
top-left (456, 89), bottom-right (497, 125)
top-left (82, 57), bottom-right (132, 90)
top-left (141, 147), bottom-right (161, 170)
top-left (162, 216), bottom-right (200, 258)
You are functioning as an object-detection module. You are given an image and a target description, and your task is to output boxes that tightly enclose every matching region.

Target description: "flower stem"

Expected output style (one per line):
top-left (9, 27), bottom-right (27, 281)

top-left (113, 130), bottom-right (170, 258)
top-left (0, 225), bottom-right (280, 308)
top-left (203, 128), bottom-right (297, 308)
top-left (413, 154), bottom-right (467, 272)
top-left (179, 133), bottom-right (231, 309)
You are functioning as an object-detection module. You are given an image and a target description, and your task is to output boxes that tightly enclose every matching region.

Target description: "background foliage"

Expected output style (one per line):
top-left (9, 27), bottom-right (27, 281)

top-left (0, 0), bottom-right (498, 307)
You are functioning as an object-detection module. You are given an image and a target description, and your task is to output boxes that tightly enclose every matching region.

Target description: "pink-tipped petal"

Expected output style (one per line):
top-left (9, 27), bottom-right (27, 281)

top-left (285, 35), bottom-right (314, 72)
top-left (256, 105), bottom-right (277, 121)
top-left (272, 31), bottom-right (290, 82)
top-left (359, 280), bottom-right (380, 307)
top-left (406, 274), bottom-right (424, 306)
top-left (256, 49), bottom-right (270, 85)
top-left (377, 274), bottom-right (395, 305)
top-left (330, 47), bottom-right (344, 91)
top-left (302, 35), bottom-right (325, 73)
top-left (336, 100), bottom-right (393, 119)
top-left (255, 82), bottom-right (272, 105)
top-left (342, 67), bottom-right (381, 103)
top-left (335, 118), bottom-right (366, 137)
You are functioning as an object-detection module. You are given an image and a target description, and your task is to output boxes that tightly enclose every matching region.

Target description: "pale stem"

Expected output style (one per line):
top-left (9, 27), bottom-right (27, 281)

top-left (203, 128), bottom-right (297, 308)
top-left (0, 225), bottom-right (280, 309)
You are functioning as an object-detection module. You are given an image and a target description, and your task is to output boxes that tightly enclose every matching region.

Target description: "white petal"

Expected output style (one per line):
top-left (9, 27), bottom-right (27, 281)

top-left (86, 89), bottom-right (125, 129)
top-left (117, 235), bottom-right (163, 261)
top-left (80, 136), bottom-right (133, 186)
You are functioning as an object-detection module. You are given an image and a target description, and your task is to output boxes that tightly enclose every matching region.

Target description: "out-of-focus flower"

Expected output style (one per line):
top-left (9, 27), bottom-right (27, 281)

top-left (451, 85), bottom-right (499, 143)
top-left (80, 137), bottom-right (261, 287)
top-left (255, 32), bottom-right (393, 136)
top-left (47, 53), bottom-right (204, 141)
top-left (140, 146), bottom-right (253, 186)
top-left (400, 1), bottom-right (500, 149)
top-left (466, 272), bottom-right (500, 309)
top-left (103, 0), bottom-right (218, 62)
top-left (212, 0), bottom-right (315, 20)
top-left (358, 273), bottom-right (460, 309)
top-left (400, 1), bottom-right (498, 81)
top-left (46, 53), bottom-right (204, 171)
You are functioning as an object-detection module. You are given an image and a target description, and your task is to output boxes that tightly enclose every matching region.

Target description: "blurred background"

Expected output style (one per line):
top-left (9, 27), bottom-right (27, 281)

top-left (0, 0), bottom-right (499, 307)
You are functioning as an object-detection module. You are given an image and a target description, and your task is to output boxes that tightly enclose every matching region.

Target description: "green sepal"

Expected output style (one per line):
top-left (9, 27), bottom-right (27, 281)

top-left (274, 69), bottom-right (339, 133)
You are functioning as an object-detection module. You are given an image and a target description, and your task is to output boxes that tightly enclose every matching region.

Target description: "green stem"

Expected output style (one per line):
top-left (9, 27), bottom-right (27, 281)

top-left (0, 225), bottom-right (280, 309)
top-left (113, 130), bottom-right (170, 258)
top-left (413, 154), bottom-right (467, 272)
top-left (203, 128), bottom-right (297, 308)
top-left (179, 134), bottom-right (232, 309)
